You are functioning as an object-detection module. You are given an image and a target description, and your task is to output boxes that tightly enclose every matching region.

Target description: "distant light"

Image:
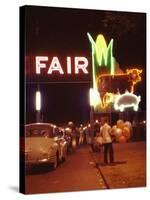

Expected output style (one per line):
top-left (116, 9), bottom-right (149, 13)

top-left (36, 91), bottom-right (41, 111)
top-left (88, 124), bottom-right (91, 128)
top-left (89, 88), bottom-right (100, 107)
top-left (95, 120), bottom-right (99, 123)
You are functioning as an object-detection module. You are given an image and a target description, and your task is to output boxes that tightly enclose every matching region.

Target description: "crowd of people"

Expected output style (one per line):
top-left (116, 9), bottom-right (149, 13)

top-left (64, 119), bottom-right (116, 165)
top-left (64, 118), bottom-right (137, 165)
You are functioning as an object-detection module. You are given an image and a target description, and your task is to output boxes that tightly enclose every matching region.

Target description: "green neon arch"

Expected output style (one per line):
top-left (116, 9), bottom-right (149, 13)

top-left (87, 32), bottom-right (116, 90)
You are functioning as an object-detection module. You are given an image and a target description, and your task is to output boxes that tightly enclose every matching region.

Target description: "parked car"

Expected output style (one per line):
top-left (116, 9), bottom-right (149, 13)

top-left (64, 127), bottom-right (77, 152)
top-left (23, 123), bottom-right (67, 170)
top-left (53, 127), bottom-right (67, 161)
top-left (63, 128), bottom-right (72, 151)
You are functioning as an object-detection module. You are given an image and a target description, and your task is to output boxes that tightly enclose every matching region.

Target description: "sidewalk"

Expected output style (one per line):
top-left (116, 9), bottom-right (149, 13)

top-left (25, 145), bottom-right (107, 194)
top-left (91, 141), bottom-right (146, 189)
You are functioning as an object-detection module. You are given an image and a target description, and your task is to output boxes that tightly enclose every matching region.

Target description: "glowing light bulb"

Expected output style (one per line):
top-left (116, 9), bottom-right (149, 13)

top-left (89, 88), bottom-right (100, 107)
top-left (35, 91), bottom-right (41, 111)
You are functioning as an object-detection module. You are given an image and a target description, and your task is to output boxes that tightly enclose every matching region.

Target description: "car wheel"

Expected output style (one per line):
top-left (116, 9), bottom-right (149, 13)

top-left (62, 147), bottom-right (67, 162)
top-left (52, 153), bottom-right (58, 170)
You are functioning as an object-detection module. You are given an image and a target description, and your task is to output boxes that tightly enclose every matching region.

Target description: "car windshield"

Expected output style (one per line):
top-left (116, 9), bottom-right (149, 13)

top-left (26, 128), bottom-right (52, 137)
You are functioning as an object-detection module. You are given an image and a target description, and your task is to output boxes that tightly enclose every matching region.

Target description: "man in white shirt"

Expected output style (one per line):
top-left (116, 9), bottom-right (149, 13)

top-left (100, 119), bottom-right (114, 165)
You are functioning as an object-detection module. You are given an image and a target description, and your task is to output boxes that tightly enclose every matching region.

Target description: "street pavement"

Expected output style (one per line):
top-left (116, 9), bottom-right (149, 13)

top-left (25, 145), bottom-right (107, 194)
top-left (92, 141), bottom-right (146, 189)
top-left (25, 141), bottom-right (146, 194)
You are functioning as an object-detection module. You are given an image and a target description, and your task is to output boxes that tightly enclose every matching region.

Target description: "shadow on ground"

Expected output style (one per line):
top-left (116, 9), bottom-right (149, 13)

top-left (25, 164), bottom-right (54, 175)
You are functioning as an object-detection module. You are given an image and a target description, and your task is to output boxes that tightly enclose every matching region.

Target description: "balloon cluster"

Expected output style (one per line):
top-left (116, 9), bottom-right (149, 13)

top-left (111, 120), bottom-right (132, 143)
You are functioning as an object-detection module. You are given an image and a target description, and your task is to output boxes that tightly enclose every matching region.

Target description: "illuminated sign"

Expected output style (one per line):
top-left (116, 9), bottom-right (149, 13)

top-left (87, 33), bottom-right (142, 111)
top-left (114, 91), bottom-right (141, 112)
top-left (87, 32), bottom-right (115, 90)
top-left (98, 71), bottom-right (142, 109)
top-left (89, 88), bottom-right (100, 107)
top-left (27, 33), bottom-right (142, 112)
top-left (102, 92), bottom-right (115, 108)
top-left (35, 56), bottom-right (89, 75)
top-left (35, 91), bottom-right (41, 111)
top-left (126, 69), bottom-right (142, 92)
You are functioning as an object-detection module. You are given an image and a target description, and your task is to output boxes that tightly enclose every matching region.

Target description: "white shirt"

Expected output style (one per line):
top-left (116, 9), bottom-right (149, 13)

top-left (100, 123), bottom-right (112, 143)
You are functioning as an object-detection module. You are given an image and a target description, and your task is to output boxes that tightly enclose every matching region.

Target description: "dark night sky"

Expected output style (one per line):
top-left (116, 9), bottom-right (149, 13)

top-left (23, 6), bottom-right (146, 125)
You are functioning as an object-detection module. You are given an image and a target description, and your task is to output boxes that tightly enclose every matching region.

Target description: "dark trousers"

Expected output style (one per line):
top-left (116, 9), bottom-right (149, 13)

top-left (103, 142), bottom-right (114, 164)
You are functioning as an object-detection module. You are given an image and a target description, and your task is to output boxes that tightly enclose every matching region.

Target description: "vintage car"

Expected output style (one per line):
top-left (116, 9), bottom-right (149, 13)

top-left (52, 127), bottom-right (68, 160)
top-left (24, 123), bottom-right (67, 169)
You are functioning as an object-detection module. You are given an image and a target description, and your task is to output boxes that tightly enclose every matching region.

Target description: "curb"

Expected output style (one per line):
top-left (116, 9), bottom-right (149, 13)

top-left (89, 147), bottom-right (110, 189)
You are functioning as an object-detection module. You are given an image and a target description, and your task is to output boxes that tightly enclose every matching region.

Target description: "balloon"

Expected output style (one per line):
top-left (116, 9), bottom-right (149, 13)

top-left (111, 125), bottom-right (117, 136)
top-left (117, 119), bottom-right (124, 125)
top-left (112, 125), bottom-right (117, 129)
top-left (124, 121), bottom-right (132, 129)
top-left (114, 128), bottom-right (122, 137)
top-left (114, 128), bottom-right (123, 142)
top-left (117, 120), bottom-right (124, 129)
top-left (118, 135), bottom-right (127, 143)
top-left (122, 127), bottom-right (131, 140)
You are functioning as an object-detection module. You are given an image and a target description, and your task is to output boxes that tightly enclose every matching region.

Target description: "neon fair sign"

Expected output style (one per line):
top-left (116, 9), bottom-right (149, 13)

top-left (114, 91), bottom-right (141, 112)
top-left (35, 56), bottom-right (89, 75)
top-left (99, 68), bottom-right (142, 109)
top-left (87, 33), bottom-right (142, 110)
top-left (98, 90), bottom-right (141, 111)
top-left (87, 32), bottom-right (115, 90)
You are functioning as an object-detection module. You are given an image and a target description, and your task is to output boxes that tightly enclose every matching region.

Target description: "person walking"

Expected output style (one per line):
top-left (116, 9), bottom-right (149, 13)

top-left (79, 124), bottom-right (84, 145)
top-left (100, 119), bottom-right (114, 165)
